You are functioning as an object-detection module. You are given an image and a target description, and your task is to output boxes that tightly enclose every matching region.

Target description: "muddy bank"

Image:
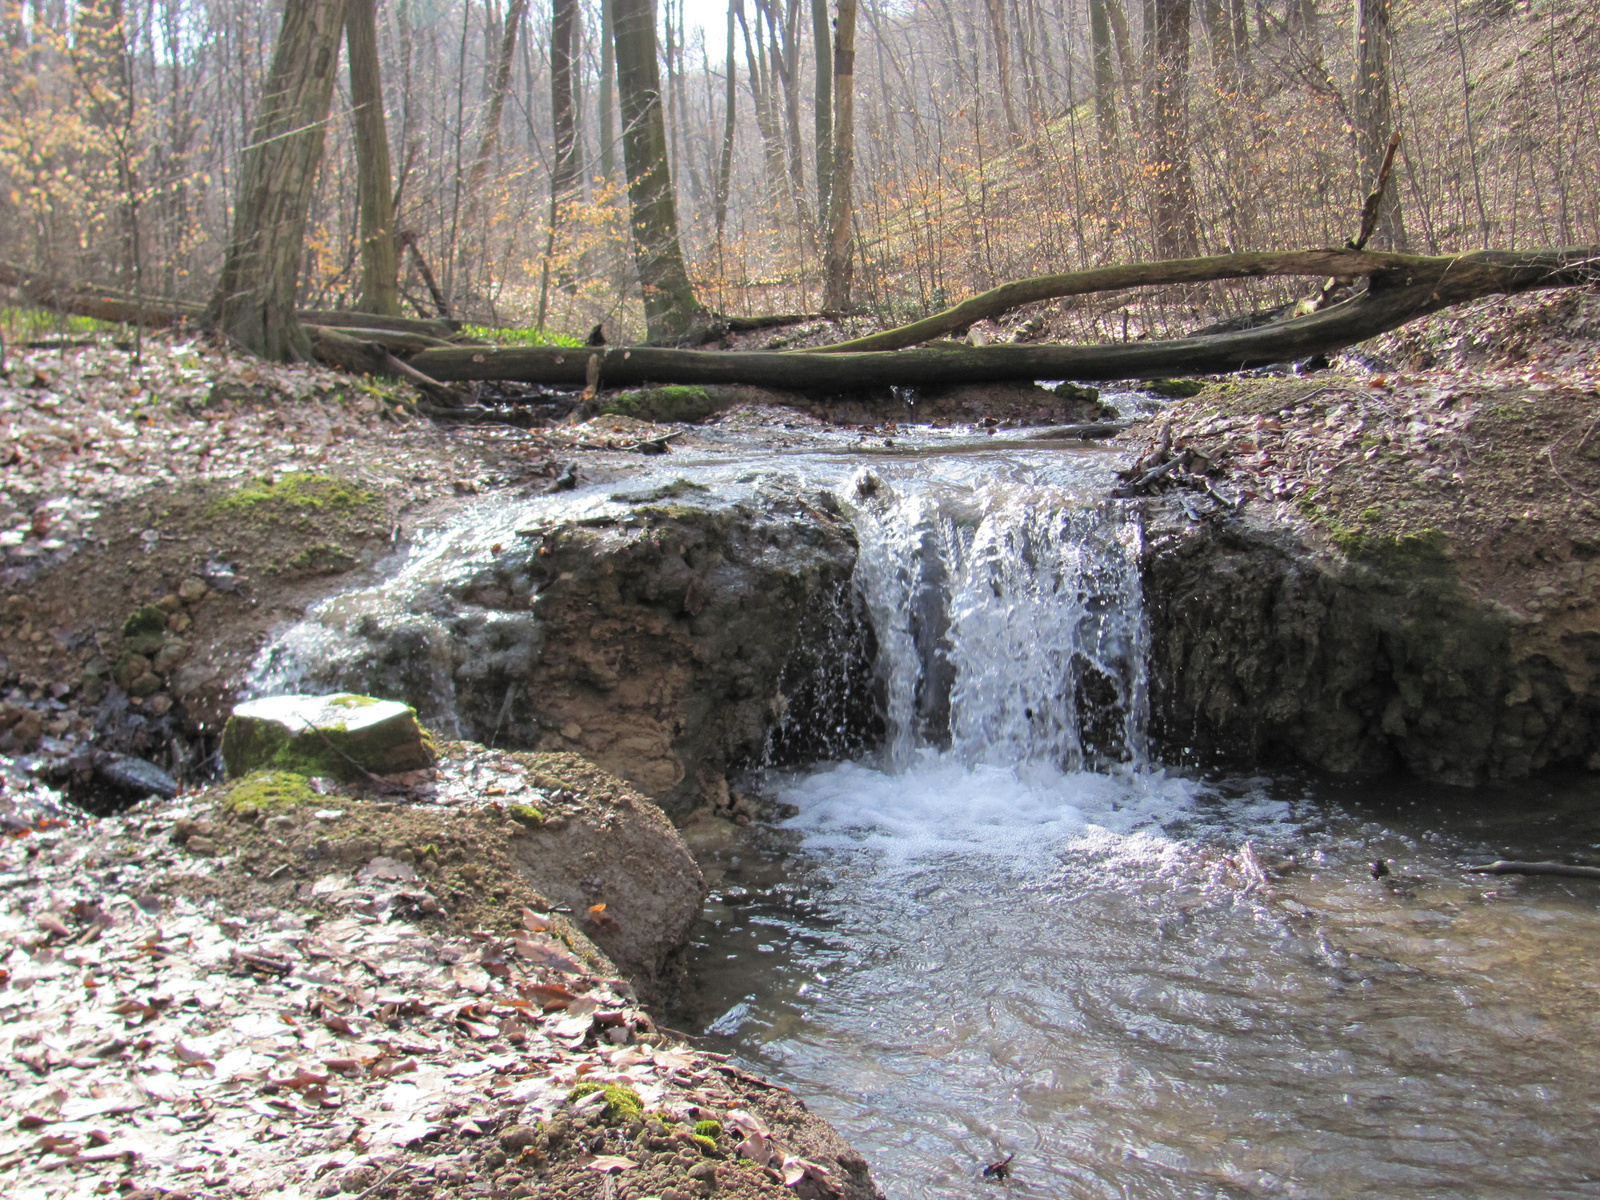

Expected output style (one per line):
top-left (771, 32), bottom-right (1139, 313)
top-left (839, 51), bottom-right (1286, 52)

top-left (1134, 297), bottom-right (1600, 783)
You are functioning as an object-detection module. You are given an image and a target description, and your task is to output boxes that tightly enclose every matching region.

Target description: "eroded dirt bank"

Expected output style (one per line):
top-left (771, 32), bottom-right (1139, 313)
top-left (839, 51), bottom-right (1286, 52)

top-left (1128, 293), bottom-right (1600, 782)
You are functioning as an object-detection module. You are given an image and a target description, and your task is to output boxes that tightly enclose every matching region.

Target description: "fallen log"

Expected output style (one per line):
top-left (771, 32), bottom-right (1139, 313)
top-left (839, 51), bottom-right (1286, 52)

top-left (1466, 860), bottom-right (1600, 880)
top-left (812, 246), bottom-right (1594, 354)
top-left (410, 247), bottom-right (1599, 389)
top-left (298, 309), bottom-right (463, 338)
top-left (0, 261), bottom-right (203, 326)
top-left (0, 262), bottom-right (471, 344)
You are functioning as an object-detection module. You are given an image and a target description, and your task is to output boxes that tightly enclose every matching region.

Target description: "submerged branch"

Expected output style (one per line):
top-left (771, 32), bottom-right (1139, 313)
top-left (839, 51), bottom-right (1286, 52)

top-left (1466, 860), bottom-right (1600, 880)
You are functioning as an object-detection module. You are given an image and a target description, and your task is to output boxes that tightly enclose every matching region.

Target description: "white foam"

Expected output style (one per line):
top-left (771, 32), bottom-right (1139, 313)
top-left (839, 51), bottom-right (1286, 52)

top-left (776, 751), bottom-right (1199, 873)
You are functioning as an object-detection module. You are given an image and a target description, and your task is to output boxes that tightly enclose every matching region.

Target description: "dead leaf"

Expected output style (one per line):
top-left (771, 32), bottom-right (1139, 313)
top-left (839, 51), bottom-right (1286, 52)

top-left (582, 1154), bottom-right (639, 1173)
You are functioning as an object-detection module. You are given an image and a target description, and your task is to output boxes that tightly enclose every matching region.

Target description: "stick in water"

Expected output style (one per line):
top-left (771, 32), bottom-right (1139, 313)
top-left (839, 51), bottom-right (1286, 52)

top-left (1466, 860), bottom-right (1600, 880)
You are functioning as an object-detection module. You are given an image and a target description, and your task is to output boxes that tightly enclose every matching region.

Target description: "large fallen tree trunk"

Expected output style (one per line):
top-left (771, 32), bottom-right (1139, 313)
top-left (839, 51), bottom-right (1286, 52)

top-left (411, 247), bottom-right (1599, 388)
top-left (0, 262), bottom-right (463, 342)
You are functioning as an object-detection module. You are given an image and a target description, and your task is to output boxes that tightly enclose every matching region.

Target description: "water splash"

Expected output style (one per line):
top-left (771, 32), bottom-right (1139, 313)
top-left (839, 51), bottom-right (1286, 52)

top-left (847, 468), bottom-right (1147, 773)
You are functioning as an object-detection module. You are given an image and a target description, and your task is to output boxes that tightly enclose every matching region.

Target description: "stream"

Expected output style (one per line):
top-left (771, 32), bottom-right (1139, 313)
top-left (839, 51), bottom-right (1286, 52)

top-left (665, 438), bottom-right (1600, 1199)
top-left (251, 420), bottom-right (1600, 1198)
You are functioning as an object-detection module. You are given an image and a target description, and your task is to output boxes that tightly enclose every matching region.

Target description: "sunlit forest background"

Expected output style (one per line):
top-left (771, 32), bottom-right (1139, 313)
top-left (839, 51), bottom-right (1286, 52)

top-left (3, 0), bottom-right (1598, 340)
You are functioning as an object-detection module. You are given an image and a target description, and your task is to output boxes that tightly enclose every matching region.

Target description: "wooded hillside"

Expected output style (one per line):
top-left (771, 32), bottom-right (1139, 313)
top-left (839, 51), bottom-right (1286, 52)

top-left (1, 0), bottom-right (1597, 350)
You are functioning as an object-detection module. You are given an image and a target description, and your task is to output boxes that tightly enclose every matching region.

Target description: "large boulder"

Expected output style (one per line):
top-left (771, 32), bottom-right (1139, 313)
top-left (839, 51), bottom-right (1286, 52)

top-left (221, 693), bottom-right (434, 780)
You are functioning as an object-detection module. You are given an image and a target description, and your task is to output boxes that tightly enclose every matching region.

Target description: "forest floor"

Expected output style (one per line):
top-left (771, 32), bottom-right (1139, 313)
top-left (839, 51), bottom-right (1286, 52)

top-left (0, 283), bottom-right (1597, 1199)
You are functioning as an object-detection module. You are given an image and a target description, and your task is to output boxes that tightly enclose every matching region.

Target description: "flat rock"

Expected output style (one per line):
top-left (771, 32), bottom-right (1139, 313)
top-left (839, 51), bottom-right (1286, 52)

top-left (221, 693), bottom-right (434, 781)
top-left (95, 755), bottom-right (179, 799)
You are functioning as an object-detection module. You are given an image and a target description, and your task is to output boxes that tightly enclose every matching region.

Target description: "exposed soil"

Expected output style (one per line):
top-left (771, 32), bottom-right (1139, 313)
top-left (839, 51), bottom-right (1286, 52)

top-left (1122, 287), bottom-right (1600, 781)
top-left (1123, 288), bottom-right (1600, 638)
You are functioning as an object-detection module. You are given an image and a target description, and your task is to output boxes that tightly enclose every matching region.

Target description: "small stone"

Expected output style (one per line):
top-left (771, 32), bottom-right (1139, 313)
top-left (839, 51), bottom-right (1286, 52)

top-left (185, 836), bottom-right (220, 856)
top-left (156, 593), bottom-right (183, 613)
top-left (338, 1166), bottom-right (377, 1193)
top-left (130, 671), bottom-right (164, 697)
top-left (686, 1163), bottom-right (717, 1183)
top-left (116, 653), bottom-right (152, 688)
top-left (560, 722), bottom-right (583, 740)
top-left (152, 641), bottom-right (189, 674)
top-left (178, 576), bottom-right (210, 603)
top-left (167, 610), bottom-right (192, 634)
top-left (496, 1126), bottom-right (540, 1158)
top-left (660, 1189), bottom-right (691, 1200)
top-left (147, 693), bottom-right (173, 715)
top-left (482, 1149), bottom-right (507, 1170)
top-left (97, 756), bottom-right (179, 799)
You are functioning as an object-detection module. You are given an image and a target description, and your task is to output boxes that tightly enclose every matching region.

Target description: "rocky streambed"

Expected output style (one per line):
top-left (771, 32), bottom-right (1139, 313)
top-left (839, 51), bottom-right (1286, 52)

top-left (3, 294), bottom-right (1600, 1198)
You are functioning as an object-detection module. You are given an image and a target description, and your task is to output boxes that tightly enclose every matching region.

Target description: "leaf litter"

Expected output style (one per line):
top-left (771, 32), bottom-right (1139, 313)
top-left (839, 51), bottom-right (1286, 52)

top-left (0, 743), bottom-right (880, 1200)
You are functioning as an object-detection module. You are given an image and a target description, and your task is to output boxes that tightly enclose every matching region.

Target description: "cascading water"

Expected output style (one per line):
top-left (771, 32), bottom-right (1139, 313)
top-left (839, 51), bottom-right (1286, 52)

top-left (849, 473), bottom-right (1147, 772)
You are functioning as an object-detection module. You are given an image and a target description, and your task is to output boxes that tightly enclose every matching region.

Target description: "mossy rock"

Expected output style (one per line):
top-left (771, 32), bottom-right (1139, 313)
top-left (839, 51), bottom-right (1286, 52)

top-left (1139, 378), bottom-right (1210, 400)
top-left (122, 604), bottom-right (169, 655)
top-left (1048, 381), bottom-right (1101, 405)
top-left (599, 386), bottom-right (726, 424)
top-left (282, 543), bottom-right (359, 576)
top-left (610, 479), bottom-right (712, 505)
top-left (210, 473), bottom-right (377, 517)
top-left (567, 1083), bottom-right (644, 1120)
top-left (222, 770), bottom-right (321, 819)
top-left (220, 693), bottom-right (435, 781)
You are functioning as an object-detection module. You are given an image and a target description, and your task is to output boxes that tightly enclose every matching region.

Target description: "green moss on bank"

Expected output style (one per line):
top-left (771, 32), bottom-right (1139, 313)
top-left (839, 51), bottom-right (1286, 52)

top-left (600, 385), bottom-right (724, 424)
top-left (222, 770), bottom-right (321, 819)
top-left (211, 473), bottom-right (376, 517)
top-left (567, 1083), bottom-right (644, 1120)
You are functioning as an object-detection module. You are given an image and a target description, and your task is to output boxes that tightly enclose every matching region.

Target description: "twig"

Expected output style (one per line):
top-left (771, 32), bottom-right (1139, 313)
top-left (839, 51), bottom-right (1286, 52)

top-left (1467, 860), bottom-right (1600, 880)
top-left (350, 1164), bottom-right (415, 1199)
top-left (295, 717), bottom-right (403, 792)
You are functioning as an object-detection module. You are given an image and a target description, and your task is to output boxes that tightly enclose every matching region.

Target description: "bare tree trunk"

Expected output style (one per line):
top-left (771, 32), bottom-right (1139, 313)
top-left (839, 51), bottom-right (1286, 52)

top-left (208, 0), bottom-right (346, 361)
top-left (1104, 0), bottom-right (1140, 135)
top-left (738, 0), bottom-right (789, 207)
top-left (1149, 0), bottom-right (1198, 258)
top-left (599, 0), bottom-right (617, 180)
top-left (823, 0), bottom-right (855, 311)
top-left (1353, 0), bottom-right (1405, 250)
top-left (459, 0), bottom-right (530, 285)
top-left (345, 0), bottom-right (400, 315)
top-left (715, 0), bottom-right (740, 242)
top-left (537, 0), bottom-right (581, 328)
top-left (612, 0), bottom-right (705, 339)
top-left (811, 0), bottom-right (832, 227)
top-left (984, 0), bottom-right (1022, 143)
top-left (1089, 0), bottom-right (1119, 157)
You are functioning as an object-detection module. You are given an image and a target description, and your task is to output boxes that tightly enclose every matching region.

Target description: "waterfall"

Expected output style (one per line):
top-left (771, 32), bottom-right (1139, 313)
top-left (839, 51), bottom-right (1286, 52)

top-left (847, 468), bottom-right (1147, 774)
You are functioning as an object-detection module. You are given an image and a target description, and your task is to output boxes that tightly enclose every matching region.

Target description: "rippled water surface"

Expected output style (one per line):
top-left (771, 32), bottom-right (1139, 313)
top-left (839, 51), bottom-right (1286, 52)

top-left (674, 765), bottom-right (1600, 1200)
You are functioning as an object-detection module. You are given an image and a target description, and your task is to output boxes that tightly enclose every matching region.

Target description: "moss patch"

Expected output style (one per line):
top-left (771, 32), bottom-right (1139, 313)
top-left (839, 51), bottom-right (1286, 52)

top-left (1139, 378), bottom-right (1210, 399)
top-left (600, 386), bottom-right (725, 424)
top-left (568, 1083), bottom-right (644, 1120)
top-left (221, 770), bottom-right (321, 819)
top-left (211, 473), bottom-right (377, 518)
top-left (507, 802), bottom-right (545, 827)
